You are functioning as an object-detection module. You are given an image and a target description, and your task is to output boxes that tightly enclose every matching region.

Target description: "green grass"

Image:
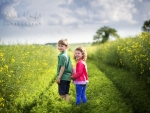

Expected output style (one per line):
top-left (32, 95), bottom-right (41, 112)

top-left (91, 32), bottom-right (150, 78)
top-left (0, 44), bottom-right (58, 112)
top-left (68, 43), bottom-right (91, 52)
top-left (29, 62), bottom-right (133, 113)
top-left (0, 44), bottom-right (133, 112)
top-left (1, 33), bottom-right (150, 113)
top-left (93, 60), bottom-right (150, 113)
top-left (87, 32), bottom-right (150, 113)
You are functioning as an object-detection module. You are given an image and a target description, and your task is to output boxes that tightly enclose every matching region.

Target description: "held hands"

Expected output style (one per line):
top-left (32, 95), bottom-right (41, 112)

top-left (71, 74), bottom-right (76, 80)
top-left (71, 67), bottom-right (76, 80)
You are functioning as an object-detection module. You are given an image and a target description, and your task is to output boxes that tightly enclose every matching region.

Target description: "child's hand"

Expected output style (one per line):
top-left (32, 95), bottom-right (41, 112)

top-left (71, 75), bottom-right (75, 80)
top-left (56, 78), bottom-right (61, 84)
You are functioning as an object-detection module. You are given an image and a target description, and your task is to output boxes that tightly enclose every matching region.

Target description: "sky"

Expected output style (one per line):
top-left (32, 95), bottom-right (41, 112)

top-left (0, 0), bottom-right (150, 44)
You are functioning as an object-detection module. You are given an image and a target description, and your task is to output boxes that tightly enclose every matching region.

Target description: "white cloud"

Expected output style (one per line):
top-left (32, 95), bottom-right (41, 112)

top-left (90, 0), bottom-right (137, 24)
top-left (138, 0), bottom-right (142, 2)
top-left (0, 0), bottom-right (19, 20)
top-left (75, 7), bottom-right (87, 16)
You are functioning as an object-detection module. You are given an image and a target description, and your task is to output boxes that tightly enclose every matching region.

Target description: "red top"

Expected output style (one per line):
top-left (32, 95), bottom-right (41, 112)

top-left (73, 60), bottom-right (88, 83)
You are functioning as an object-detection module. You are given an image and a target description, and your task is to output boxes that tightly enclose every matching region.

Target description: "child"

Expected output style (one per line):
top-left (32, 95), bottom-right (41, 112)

top-left (56, 38), bottom-right (72, 102)
top-left (71, 46), bottom-right (88, 105)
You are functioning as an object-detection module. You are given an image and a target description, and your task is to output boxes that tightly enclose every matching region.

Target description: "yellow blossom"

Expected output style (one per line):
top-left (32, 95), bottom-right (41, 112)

top-left (11, 59), bottom-right (15, 63)
top-left (3, 65), bottom-right (8, 72)
top-left (0, 98), bottom-right (4, 102)
top-left (10, 94), bottom-right (14, 97)
top-left (8, 75), bottom-right (11, 77)
top-left (0, 51), bottom-right (4, 57)
top-left (0, 67), bottom-right (3, 72)
top-left (0, 103), bottom-right (4, 107)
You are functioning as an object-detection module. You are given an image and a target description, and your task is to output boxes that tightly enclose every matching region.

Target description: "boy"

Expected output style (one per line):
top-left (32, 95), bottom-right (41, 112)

top-left (56, 38), bottom-right (72, 101)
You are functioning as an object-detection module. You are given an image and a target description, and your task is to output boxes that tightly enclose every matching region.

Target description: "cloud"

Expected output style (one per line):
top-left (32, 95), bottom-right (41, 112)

top-left (0, 0), bottom-right (42, 27)
top-left (0, 0), bottom-right (149, 44)
top-left (89, 0), bottom-right (137, 24)
top-left (57, 0), bottom-right (138, 24)
top-left (0, 0), bottom-right (19, 20)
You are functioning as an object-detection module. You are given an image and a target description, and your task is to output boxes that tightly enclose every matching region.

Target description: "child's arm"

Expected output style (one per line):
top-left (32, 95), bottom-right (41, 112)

top-left (56, 66), bottom-right (65, 84)
top-left (73, 62), bottom-right (84, 79)
top-left (71, 65), bottom-right (76, 80)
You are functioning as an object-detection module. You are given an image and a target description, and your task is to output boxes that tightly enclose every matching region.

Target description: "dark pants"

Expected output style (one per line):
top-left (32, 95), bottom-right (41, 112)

top-left (58, 80), bottom-right (70, 95)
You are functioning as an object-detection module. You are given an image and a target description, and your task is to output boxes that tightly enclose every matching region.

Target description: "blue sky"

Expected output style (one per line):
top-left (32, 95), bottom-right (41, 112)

top-left (0, 0), bottom-right (150, 44)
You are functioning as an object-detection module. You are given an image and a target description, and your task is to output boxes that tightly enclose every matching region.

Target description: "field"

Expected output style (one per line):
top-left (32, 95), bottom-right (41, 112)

top-left (0, 32), bottom-right (150, 113)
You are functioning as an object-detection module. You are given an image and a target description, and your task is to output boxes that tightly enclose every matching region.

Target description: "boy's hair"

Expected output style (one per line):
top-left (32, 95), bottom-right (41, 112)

top-left (74, 46), bottom-right (87, 61)
top-left (58, 38), bottom-right (68, 46)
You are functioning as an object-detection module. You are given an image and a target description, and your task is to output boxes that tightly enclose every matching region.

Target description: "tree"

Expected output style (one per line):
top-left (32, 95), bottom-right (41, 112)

top-left (93, 26), bottom-right (120, 44)
top-left (142, 19), bottom-right (150, 32)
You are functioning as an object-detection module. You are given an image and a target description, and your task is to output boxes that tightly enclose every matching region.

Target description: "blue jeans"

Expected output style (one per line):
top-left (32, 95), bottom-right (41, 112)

top-left (76, 84), bottom-right (87, 105)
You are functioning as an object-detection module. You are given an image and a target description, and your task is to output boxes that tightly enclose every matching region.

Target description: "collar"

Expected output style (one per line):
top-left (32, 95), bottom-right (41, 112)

top-left (59, 51), bottom-right (66, 56)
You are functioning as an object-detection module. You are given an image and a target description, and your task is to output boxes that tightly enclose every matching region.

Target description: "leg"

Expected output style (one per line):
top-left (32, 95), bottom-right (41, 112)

top-left (76, 84), bottom-right (82, 105)
top-left (58, 80), bottom-right (66, 100)
top-left (81, 85), bottom-right (87, 103)
top-left (65, 81), bottom-right (70, 102)
top-left (60, 95), bottom-right (65, 99)
top-left (65, 94), bottom-right (69, 102)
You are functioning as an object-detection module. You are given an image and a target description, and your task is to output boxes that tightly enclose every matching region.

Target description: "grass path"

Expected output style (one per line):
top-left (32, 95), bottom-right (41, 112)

top-left (29, 61), bottom-right (133, 113)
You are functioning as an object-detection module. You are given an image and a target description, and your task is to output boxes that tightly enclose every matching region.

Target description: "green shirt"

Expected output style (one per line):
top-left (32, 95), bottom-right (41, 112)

top-left (57, 51), bottom-right (72, 81)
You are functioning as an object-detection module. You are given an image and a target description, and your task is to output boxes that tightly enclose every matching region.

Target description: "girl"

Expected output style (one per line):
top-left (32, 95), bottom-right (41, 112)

top-left (71, 47), bottom-right (88, 105)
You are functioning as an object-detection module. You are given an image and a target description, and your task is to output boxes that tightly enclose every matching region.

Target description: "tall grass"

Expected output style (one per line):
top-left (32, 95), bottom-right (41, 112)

top-left (30, 62), bottom-right (133, 113)
top-left (90, 32), bottom-right (150, 80)
top-left (88, 32), bottom-right (150, 113)
top-left (0, 44), bottom-right (58, 112)
top-left (0, 44), bottom-right (133, 113)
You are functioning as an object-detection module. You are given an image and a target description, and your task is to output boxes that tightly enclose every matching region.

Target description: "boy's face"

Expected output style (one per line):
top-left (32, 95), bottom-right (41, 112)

top-left (58, 44), bottom-right (67, 52)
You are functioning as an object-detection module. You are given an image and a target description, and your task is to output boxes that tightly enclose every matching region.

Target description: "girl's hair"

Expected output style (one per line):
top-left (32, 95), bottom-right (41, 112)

top-left (58, 38), bottom-right (68, 46)
top-left (74, 46), bottom-right (87, 61)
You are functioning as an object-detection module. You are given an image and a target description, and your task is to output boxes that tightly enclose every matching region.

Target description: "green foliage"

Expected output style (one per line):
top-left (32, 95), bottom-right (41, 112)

top-left (93, 61), bottom-right (150, 113)
top-left (93, 26), bottom-right (120, 44)
top-left (91, 32), bottom-right (150, 78)
top-left (88, 32), bottom-right (150, 113)
top-left (68, 43), bottom-right (91, 52)
top-left (142, 19), bottom-right (150, 32)
top-left (0, 44), bottom-right (133, 112)
top-left (30, 62), bottom-right (133, 113)
top-left (0, 44), bottom-right (58, 112)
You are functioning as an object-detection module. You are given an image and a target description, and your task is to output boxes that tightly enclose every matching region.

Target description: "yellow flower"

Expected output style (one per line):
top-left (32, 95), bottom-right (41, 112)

top-left (10, 94), bottom-right (14, 97)
top-left (0, 103), bottom-right (4, 107)
top-left (10, 70), bottom-right (13, 73)
top-left (11, 59), bottom-right (15, 63)
top-left (0, 51), bottom-right (4, 57)
top-left (0, 67), bottom-right (3, 72)
top-left (8, 75), bottom-right (11, 77)
top-left (2, 58), bottom-right (5, 61)
top-left (3, 65), bottom-right (8, 72)
top-left (0, 98), bottom-right (4, 102)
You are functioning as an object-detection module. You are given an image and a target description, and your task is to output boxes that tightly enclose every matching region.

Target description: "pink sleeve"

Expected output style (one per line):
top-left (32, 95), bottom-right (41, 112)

top-left (73, 62), bottom-right (84, 79)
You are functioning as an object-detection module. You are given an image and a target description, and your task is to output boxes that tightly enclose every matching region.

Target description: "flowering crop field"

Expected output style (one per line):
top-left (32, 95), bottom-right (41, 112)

top-left (0, 44), bottom-right (58, 112)
top-left (0, 44), bottom-right (133, 113)
top-left (89, 32), bottom-right (150, 78)
top-left (28, 62), bottom-right (133, 113)
top-left (87, 32), bottom-right (150, 113)
top-left (0, 32), bottom-right (150, 112)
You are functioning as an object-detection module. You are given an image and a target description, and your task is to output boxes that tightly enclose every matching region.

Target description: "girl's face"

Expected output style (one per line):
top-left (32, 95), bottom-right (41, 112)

top-left (58, 44), bottom-right (67, 52)
top-left (74, 50), bottom-right (83, 60)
